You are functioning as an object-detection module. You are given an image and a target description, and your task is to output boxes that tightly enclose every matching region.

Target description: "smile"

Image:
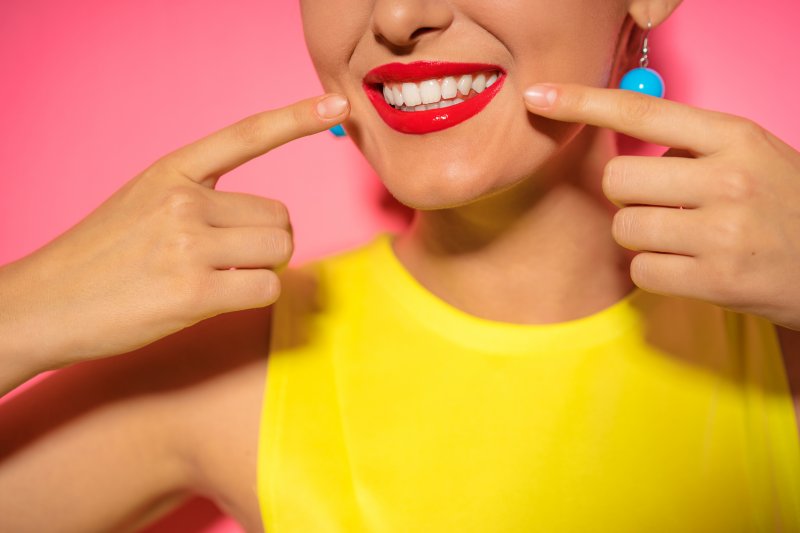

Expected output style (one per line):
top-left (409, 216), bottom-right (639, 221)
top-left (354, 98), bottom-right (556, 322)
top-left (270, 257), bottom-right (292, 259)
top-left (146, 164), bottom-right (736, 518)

top-left (363, 61), bottom-right (506, 134)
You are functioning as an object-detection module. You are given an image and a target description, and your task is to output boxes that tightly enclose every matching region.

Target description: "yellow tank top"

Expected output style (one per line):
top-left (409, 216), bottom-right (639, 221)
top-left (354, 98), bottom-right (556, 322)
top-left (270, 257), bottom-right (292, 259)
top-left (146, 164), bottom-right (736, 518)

top-left (257, 232), bottom-right (800, 532)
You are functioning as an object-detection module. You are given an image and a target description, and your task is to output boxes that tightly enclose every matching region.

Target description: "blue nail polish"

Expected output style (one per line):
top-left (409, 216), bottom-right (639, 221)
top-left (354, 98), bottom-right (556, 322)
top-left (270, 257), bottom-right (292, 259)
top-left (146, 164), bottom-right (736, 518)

top-left (619, 67), bottom-right (665, 98)
top-left (329, 124), bottom-right (347, 137)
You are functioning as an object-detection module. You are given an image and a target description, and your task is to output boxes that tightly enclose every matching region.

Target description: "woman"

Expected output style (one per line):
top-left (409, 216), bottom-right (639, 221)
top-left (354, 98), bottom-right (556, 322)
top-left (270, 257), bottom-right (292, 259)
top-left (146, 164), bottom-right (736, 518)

top-left (2, 0), bottom-right (800, 531)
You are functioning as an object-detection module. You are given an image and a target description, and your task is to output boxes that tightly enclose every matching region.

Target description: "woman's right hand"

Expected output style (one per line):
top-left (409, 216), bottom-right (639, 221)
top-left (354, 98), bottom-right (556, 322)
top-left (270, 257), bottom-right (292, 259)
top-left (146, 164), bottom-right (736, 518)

top-left (0, 93), bottom-right (349, 392)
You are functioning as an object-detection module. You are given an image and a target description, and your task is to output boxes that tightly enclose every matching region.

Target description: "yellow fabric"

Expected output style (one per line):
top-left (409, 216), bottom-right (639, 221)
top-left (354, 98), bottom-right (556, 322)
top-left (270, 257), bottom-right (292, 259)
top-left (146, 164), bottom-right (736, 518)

top-left (257, 232), bottom-right (800, 532)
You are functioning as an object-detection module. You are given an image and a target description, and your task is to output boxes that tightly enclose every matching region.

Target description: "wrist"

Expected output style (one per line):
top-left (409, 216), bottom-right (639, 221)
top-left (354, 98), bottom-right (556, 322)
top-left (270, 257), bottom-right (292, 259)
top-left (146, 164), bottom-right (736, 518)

top-left (0, 251), bottom-right (77, 376)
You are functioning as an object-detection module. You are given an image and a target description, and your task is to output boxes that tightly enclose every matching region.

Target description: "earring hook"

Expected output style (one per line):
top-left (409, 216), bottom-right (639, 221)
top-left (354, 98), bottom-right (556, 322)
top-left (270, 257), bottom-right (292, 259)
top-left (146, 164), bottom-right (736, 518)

top-left (639, 19), bottom-right (652, 68)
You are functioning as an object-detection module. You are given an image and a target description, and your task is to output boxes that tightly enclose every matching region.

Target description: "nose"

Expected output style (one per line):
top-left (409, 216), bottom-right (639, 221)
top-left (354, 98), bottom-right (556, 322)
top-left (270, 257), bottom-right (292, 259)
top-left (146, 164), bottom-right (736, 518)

top-left (371, 0), bottom-right (454, 50)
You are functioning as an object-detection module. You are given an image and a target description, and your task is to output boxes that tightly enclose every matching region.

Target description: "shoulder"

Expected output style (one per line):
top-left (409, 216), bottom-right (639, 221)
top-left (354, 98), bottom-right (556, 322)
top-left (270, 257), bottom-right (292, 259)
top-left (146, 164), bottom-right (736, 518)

top-left (270, 234), bottom-right (389, 350)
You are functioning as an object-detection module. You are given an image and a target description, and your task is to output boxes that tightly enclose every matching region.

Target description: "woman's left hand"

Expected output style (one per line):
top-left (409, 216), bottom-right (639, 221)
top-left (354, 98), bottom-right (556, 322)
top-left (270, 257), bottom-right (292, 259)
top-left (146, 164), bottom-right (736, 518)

top-left (523, 83), bottom-right (800, 330)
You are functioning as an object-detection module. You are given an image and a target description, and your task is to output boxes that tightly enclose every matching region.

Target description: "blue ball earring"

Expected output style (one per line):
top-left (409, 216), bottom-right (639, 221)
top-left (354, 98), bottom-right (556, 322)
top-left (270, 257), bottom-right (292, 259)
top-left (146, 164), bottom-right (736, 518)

top-left (329, 124), bottom-right (347, 137)
top-left (619, 19), bottom-right (665, 98)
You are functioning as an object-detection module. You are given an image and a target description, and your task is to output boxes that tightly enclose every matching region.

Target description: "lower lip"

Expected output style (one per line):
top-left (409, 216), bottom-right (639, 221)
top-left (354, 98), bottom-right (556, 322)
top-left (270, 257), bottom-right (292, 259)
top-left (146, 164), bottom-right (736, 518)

top-left (363, 75), bottom-right (506, 135)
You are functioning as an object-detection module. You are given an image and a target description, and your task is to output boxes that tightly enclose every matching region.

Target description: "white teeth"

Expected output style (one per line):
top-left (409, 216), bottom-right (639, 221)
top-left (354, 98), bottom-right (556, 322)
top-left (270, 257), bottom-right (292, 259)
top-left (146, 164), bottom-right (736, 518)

top-left (419, 79), bottom-right (441, 105)
top-left (380, 70), bottom-right (500, 111)
top-left (391, 85), bottom-right (404, 106)
top-left (471, 73), bottom-right (486, 93)
top-left (472, 74), bottom-right (486, 93)
top-left (383, 85), bottom-right (395, 106)
top-left (457, 75), bottom-right (472, 96)
top-left (398, 97), bottom-right (468, 112)
top-left (441, 76), bottom-right (458, 99)
top-left (401, 82), bottom-right (422, 107)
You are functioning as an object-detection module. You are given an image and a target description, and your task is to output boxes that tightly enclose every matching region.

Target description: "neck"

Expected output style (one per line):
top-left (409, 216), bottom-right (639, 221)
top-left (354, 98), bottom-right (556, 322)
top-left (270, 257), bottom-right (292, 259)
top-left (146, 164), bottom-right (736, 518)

top-left (393, 125), bottom-right (636, 324)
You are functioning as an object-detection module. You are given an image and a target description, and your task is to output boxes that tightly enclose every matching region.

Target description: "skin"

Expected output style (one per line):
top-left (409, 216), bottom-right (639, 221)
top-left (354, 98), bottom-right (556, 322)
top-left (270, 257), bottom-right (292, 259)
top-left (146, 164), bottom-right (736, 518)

top-left (3, 0), bottom-right (800, 531)
top-left (301, 0), bottom-right (653, 325)
top-left (0, 95), bottom-right (348, 394)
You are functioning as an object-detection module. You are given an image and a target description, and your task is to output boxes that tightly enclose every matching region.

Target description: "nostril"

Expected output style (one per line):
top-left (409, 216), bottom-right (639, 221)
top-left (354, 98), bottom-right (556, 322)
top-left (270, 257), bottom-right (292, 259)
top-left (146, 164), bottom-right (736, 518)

top-left (409, 27), bottom-right (437, 40)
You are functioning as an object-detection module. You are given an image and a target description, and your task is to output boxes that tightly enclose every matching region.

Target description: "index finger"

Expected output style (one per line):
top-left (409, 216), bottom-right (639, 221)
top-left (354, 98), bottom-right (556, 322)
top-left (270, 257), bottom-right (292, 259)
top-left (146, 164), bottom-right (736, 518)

top-left (160, 93), bottom-right (349, 187)
top-left (523, 83), bottom-right (735, 156)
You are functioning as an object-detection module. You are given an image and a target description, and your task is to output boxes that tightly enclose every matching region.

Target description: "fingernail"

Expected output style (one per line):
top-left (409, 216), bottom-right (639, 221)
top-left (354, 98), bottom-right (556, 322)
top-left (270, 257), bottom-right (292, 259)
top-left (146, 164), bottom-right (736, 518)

top-left (524, 85), bottom-right (557, 108)
top-left (316, 94), bottom-right (348, 119)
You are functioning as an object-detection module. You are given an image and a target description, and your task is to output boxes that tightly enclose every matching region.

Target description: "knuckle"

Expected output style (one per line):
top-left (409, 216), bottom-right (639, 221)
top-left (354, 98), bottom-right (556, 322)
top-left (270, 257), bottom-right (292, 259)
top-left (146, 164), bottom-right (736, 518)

top-left (289, 103), bottom-right (307, 128)
top-left (717, 168), bottom-right (756, 202)
top-left (142, 159), bottom-right (170, 181)
top-left (568, 89), bottom-right (591, 115)
top-left (167, 230), bottom-right (201, 257)
top-left (602, 156), bottom-right (628, 200)
top-left (172, 273), bottom-right (211, 318)
top-left (267, 199), bottom-right (291, 228)
top-left (619, 93), bottom-right (656, 127)
top-left (258, 270), bottom-right (282, 305)
top-left (233, 115), bottom-right (266, 147)
top-left (733, 118), bottom-right (769, 146)
top-left (628, 253), bottom-right (651, 288)
top-left (267, 228), bottom-right (294, 260)
top-left (611, 208), bottom-right (635, 243)
top-left (711, 211), bottom-right (749, 256)
top-left (162, 186), bottom-right (203, 218)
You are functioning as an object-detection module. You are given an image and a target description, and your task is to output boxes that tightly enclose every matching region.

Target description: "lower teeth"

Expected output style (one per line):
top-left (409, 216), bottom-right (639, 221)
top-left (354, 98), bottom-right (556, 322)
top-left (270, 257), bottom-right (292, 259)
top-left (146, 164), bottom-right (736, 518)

top-left (394, 98), bottom-right (466, 112)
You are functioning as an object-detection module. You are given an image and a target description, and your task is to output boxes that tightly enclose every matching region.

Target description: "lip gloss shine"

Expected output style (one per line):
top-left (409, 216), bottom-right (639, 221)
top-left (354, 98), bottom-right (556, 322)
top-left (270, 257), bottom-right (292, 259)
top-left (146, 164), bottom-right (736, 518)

top-left (363, 61), bottom-right (506, 135)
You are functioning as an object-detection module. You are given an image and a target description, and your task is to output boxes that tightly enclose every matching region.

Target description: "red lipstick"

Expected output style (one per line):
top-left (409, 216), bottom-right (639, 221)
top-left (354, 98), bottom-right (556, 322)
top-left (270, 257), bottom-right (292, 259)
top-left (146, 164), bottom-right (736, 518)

top-left (363, 61), bottom-right (506, 135)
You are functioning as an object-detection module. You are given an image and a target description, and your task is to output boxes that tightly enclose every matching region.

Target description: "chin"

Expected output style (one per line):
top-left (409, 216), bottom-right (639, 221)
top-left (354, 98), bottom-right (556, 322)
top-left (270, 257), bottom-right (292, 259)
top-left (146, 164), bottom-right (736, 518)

top-left (358, 122), bottom-right (568, 211)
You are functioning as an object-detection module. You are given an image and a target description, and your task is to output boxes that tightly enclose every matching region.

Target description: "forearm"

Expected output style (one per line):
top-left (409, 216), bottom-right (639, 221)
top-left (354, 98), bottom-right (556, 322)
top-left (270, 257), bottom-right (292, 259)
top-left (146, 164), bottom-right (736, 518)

top-left (0, 258), bottom-right (55, 394)
top-left (0, 360), bottom-right (193, 533)
top-left (0, 254), bottom-right (71, 394)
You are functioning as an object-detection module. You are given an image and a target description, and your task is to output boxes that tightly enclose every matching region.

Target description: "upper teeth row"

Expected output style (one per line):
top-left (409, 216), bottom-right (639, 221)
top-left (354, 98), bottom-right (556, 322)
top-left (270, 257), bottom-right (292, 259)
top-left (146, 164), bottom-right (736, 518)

top-left (381, 70), bottom-right (499, 108)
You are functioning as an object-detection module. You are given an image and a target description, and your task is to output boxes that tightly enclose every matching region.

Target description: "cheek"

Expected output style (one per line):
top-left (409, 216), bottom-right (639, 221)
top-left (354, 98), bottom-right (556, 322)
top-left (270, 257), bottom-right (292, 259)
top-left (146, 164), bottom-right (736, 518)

top-left (300, 0), bottom-right (366, 92)
top-left (477, 0), bottom-right (625, 88)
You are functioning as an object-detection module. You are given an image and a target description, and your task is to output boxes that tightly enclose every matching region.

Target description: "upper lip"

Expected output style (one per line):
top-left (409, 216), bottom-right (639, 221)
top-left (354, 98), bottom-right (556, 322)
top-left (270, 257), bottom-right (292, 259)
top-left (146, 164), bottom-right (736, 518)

top-left (363, 61), bottom-right (505, 84)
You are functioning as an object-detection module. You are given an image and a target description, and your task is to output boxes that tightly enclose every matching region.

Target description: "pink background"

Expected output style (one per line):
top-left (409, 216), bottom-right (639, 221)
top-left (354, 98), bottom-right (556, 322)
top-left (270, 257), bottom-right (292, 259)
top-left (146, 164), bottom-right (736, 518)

top-left (1, 1), bottom-right (798, 531)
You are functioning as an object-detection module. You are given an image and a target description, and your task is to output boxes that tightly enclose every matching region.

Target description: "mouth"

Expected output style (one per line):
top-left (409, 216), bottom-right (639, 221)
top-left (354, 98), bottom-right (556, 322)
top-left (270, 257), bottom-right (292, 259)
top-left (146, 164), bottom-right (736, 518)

top-left (363, 61), bottom-right (507, 135)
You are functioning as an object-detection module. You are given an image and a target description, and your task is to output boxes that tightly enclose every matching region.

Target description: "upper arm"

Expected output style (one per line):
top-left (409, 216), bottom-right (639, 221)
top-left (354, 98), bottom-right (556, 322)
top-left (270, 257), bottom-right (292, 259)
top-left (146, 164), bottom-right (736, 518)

top-left (0, 306), bottom-right (272, 533)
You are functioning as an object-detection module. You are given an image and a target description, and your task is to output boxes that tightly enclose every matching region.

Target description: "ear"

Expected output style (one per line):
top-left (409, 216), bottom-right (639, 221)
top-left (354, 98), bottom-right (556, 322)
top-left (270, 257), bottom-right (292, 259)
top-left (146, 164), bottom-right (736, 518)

top-left (627, 0), bottom-right (684, 28)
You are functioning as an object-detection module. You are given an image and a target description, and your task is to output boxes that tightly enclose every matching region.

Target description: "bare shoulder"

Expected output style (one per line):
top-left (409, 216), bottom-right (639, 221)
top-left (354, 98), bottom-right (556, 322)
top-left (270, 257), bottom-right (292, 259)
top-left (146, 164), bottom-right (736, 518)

top-left (0, 306), bottom-right (272, 533)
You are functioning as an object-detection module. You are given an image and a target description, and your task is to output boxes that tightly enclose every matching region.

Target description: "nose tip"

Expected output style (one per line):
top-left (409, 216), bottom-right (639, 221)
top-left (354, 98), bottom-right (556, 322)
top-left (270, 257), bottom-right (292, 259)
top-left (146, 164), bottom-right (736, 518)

top-left (371, 0), bottom-right (454, 49)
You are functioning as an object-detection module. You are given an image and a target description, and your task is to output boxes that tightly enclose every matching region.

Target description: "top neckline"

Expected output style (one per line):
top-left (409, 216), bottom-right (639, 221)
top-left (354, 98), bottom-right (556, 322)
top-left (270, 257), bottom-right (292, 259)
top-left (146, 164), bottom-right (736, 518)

top-left (366, 232), bottom-right (647, 354)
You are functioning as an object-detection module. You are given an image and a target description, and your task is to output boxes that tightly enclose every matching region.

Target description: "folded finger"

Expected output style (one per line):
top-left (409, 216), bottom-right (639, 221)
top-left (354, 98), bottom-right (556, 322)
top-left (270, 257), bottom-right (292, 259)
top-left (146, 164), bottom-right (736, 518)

top-left (206, 268), bottom-right (283, 313)
top-left (629, 252), bottom-right (706, 300)
top-left (604, 155), bottom-right (713, 209)
top-left (206, 227), bottom-right (293, 269)
top-left (612, 206), bottom-right (703, 256)
top-left (204, 190), bottom-right (291, 229)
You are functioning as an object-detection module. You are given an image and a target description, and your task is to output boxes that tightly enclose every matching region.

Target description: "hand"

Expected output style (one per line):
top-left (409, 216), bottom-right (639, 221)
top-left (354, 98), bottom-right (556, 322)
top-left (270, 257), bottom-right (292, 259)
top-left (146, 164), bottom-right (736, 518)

top-left (523, 83), bottom-right (800, 330)
top-left (0, 93), bottom-right (349, 389)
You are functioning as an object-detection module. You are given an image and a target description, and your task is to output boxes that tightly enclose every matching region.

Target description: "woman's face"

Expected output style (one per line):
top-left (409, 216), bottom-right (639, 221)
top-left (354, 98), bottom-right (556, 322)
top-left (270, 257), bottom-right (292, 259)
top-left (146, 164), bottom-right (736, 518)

top-left (300, 0), bottom-right (635, 210)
